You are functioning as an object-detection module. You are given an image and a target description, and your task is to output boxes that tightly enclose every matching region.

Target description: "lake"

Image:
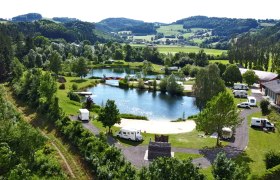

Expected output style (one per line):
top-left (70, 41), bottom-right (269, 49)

top-left (86, 68), bottom-right (162, 79)
top-left (88, 83), bottom-right (199, 121)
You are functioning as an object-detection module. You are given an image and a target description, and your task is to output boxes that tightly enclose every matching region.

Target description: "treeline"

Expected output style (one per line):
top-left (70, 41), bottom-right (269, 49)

top-left (125, 23), bottom-right (157, 35)
top-left (228, 22), bottom-right (280, 72)
top-left (176, 16), bottom-right (258, 37)
top-left (0, 85), bottom-right (65, 179)
top-left (0, 19), bottom-right (119, 44)
top-left (12, 13), bottom-right (42, 22)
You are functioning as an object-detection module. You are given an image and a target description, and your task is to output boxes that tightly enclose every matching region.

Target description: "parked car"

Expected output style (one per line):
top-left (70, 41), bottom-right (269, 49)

top-left (237, 102), bottom-right (250, 108)
top-left (116, 127), bottom-right (143, 141)
top-left (251, 117), bottom-right (275, 130)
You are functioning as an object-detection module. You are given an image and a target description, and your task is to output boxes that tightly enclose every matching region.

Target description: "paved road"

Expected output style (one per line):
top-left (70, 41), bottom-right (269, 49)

top-left (75, 92), bottom-right (263, 168)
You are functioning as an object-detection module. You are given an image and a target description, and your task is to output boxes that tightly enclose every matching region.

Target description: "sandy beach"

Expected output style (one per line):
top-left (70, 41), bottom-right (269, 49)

top-left (114, 119), bottom-right (196, 134)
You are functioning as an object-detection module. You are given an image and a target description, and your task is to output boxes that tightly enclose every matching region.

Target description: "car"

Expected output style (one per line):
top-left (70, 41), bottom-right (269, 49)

top-left (237, 102), bottom-right (250, 108)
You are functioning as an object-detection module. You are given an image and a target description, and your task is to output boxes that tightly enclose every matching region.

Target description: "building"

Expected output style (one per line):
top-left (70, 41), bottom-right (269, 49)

top-left (239, 68), bottom-right (278, 84)
top-left (262, 79), bottom-right (280, 105)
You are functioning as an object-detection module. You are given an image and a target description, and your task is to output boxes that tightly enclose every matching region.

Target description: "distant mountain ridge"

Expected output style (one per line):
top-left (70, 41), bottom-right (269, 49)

top-left (12, 13), bottom-right (42, 22)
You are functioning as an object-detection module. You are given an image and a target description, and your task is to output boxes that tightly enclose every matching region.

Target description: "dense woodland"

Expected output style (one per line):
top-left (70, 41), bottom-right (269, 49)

top-left (228, 22), bottom-right (280, 72)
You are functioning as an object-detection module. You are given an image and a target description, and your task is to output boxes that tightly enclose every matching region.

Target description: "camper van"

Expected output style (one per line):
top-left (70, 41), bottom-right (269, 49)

top-left (247, 96), bottom-right (257, 106)
top-left (233, 83), bottom-right (249, 90)
top-left (233, 90), bottom-right (248, 98)
top-left (251, 117), bottom-right (275, 130)
top-left (78, 109), bottom-right (89, 121)
top-left (222, 127), bottom-right (233, 140)
top-left (116, 127), bottom-right (143, 141)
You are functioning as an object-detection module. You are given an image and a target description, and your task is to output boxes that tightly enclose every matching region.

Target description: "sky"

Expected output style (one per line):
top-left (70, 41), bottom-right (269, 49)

top-left (0, 0), bottom-right (279, 23)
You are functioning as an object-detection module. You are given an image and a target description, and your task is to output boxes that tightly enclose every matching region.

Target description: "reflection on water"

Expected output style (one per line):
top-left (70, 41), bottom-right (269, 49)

top-left (88, 84), bottom-right (199, 121)
top-left (86, 68), bottom-right (162, 79)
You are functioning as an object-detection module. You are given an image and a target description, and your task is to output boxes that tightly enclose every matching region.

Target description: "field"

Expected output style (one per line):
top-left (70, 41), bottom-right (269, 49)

top-left (133, 35), bottom-right (155, 42)
top-left (156, 24), bottom-right (185, 36)
top-left (156, 45), bottom-right (226, 55)
top-left (209, 60), bottom-right (229, 64)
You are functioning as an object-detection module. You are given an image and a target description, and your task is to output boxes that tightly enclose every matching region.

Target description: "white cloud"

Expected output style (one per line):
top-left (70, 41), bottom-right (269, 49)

top-left (0, 0), bottom-right (279, 22)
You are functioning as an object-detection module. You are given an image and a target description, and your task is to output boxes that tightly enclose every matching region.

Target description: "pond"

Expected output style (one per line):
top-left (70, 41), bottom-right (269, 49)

top-left (86, 68), bottom-right (162, 79)
top-left (88, 83), bottom-right (199, 121)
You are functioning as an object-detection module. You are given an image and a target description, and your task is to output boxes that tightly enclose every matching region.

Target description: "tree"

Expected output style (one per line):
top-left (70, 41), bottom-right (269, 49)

top-left (139, 157), bottom-right (205, 180)
top-left (223, 64), bottom-right (242, 86)
top-left (195, 49), bottom-right (208, 67)
top-left (193, 64), bottom-right (226, 110)
top-left (138, 78), bottom-right (145, 89)
top-left (260, 99), bottom-right (270, 115)
top-left (196, 91), bottom-right (240, 146)
top-left (242, 70), bottom-right (259, 86)
top-left (73, 57), bottom-right (88, 78)
top-left (97, 100), bottom-right (121, 133)
top-left (212, 152), bottom-right (248, 180)
top-left (159, 77), bottom-right (168, 93)
top-left (0, 32), bottom-right (13, 81)
top-left (142, 60), bottom-right (154, 76)
top-left (48, 51), bottom-right (62, 74)
top-left (166, 74), bottom-right (184, 95)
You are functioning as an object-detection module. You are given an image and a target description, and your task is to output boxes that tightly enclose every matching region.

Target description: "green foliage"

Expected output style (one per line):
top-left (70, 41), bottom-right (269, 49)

top-left (0, 30), bottom-right (13, 81)
top-left (223, 64), bottom-right (242, 86)
top-left (260, 99), bottom-right (270, 115)
top-left (264, 150), bottom-right (280, 169)
top-left (166, 74), bottom-right (184, 95)
top-left (67, 91), bottom-right (80, 102)
top-left (242, 70), bottom-right (259, 86)
top-left (159, 77), bottom-right (168, 92)
top-left (139, 157), bottom-right (205, 180)
top-left (138, 78), bottom-right (145, 89)
top-left (193, 64), bottom-right (226, 110)
top-left (72, 57), bottom-right (88, 78)
top-left (59, 83), bottom-right (66, 90)
top-left (258, 164), bottom-right (280, 180)
top-left (72, 83), bottom-right (78, 90)
top-left (49, 50), bottom-right (62, 74)
top-left (212, 152), bottom-right (248, 180)
top-left (97, 100), bottom-right (121, 133)
top-left (196, 91), bottom-right (240, 146)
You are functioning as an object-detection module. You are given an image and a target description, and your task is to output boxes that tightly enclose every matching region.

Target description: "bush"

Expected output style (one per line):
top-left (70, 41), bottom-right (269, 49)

top-left (260, 99), bottom-right (270, 115)
top-left (58, 83), bottom-right (65, 90)
top-left (67, 91), bottom-right (80, 102)
top-left (264, 150), bottom-right (280, 169)
top-left (120, 114), bottom-right (148, 120)
top-left (119, 79), bottom-right (129, 88)
top-left (72, 83), bottom-right (78, 90)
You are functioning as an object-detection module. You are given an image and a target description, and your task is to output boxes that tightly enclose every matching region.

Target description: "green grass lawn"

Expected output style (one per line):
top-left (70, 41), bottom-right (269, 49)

top-left (174, 152), bottom-right (203, 160)
top-left (244, 111), bottom-right (280, 176)
top-left (57, 77), bottom-right (98, 115)
top-left (209, 60), bottom-right (229, 64)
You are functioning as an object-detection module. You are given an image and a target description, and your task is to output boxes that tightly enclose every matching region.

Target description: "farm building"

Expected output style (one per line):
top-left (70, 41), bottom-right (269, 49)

top-left (262, 79), bottom-right (280, 106)
top-left (239, 68), bottom-right (278, 84)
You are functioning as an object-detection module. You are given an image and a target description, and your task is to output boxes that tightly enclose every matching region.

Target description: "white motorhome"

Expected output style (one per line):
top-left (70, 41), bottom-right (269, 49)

top-left (247, 96), bottom-right (257, 106)
top-left (116, 127), bottom-right (143, 141)
top-left (233, 90), bottom-right (248, 98)
top-left (251, 117), bottom-right (275, 130)
top-left (233, 83), bottom-right (249, 90)
top-left (222, 127), bottom-right (233, 140)
top-left (78, 109), bottom-right (90, 121)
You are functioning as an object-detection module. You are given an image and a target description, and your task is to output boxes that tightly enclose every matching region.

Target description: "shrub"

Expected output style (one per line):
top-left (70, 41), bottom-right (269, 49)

top-left (72, 83), bottom-right (78, 90)
top-left (67, 91), bottom-right (80, 102)
top-left (119, 79), bottom-right (129, 88)
top-left (260, 99), bottom-right (270, 115)
top-left (120, 114), bottom-right (148, 120)
top-left (264, 150), bottom-right (280, 169)
top-left (58, 83), bottom-right (65, 90)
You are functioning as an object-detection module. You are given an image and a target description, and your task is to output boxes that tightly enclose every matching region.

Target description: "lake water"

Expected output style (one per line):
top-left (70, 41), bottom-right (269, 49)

top-left (86, 68), bottom-right (162, 79)
top-left (88, 83), bottom-right (199, 121)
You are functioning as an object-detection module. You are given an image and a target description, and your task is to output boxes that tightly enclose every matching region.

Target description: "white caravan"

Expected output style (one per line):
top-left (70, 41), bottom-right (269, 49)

top-left (116, 127), bottom-right (143, 141)
top-left (247, 96), bottom-right (257, 106)
top-left (233, 83), bottom-right (249, 90)
top-left (78, 109), bottom-right (90, 121)
top-left (251, 117), bottom-right (275, 130)
top-left (222, 127), bottom-right (233, 140)
top-left (233, 90), bottom-right (248, 98)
